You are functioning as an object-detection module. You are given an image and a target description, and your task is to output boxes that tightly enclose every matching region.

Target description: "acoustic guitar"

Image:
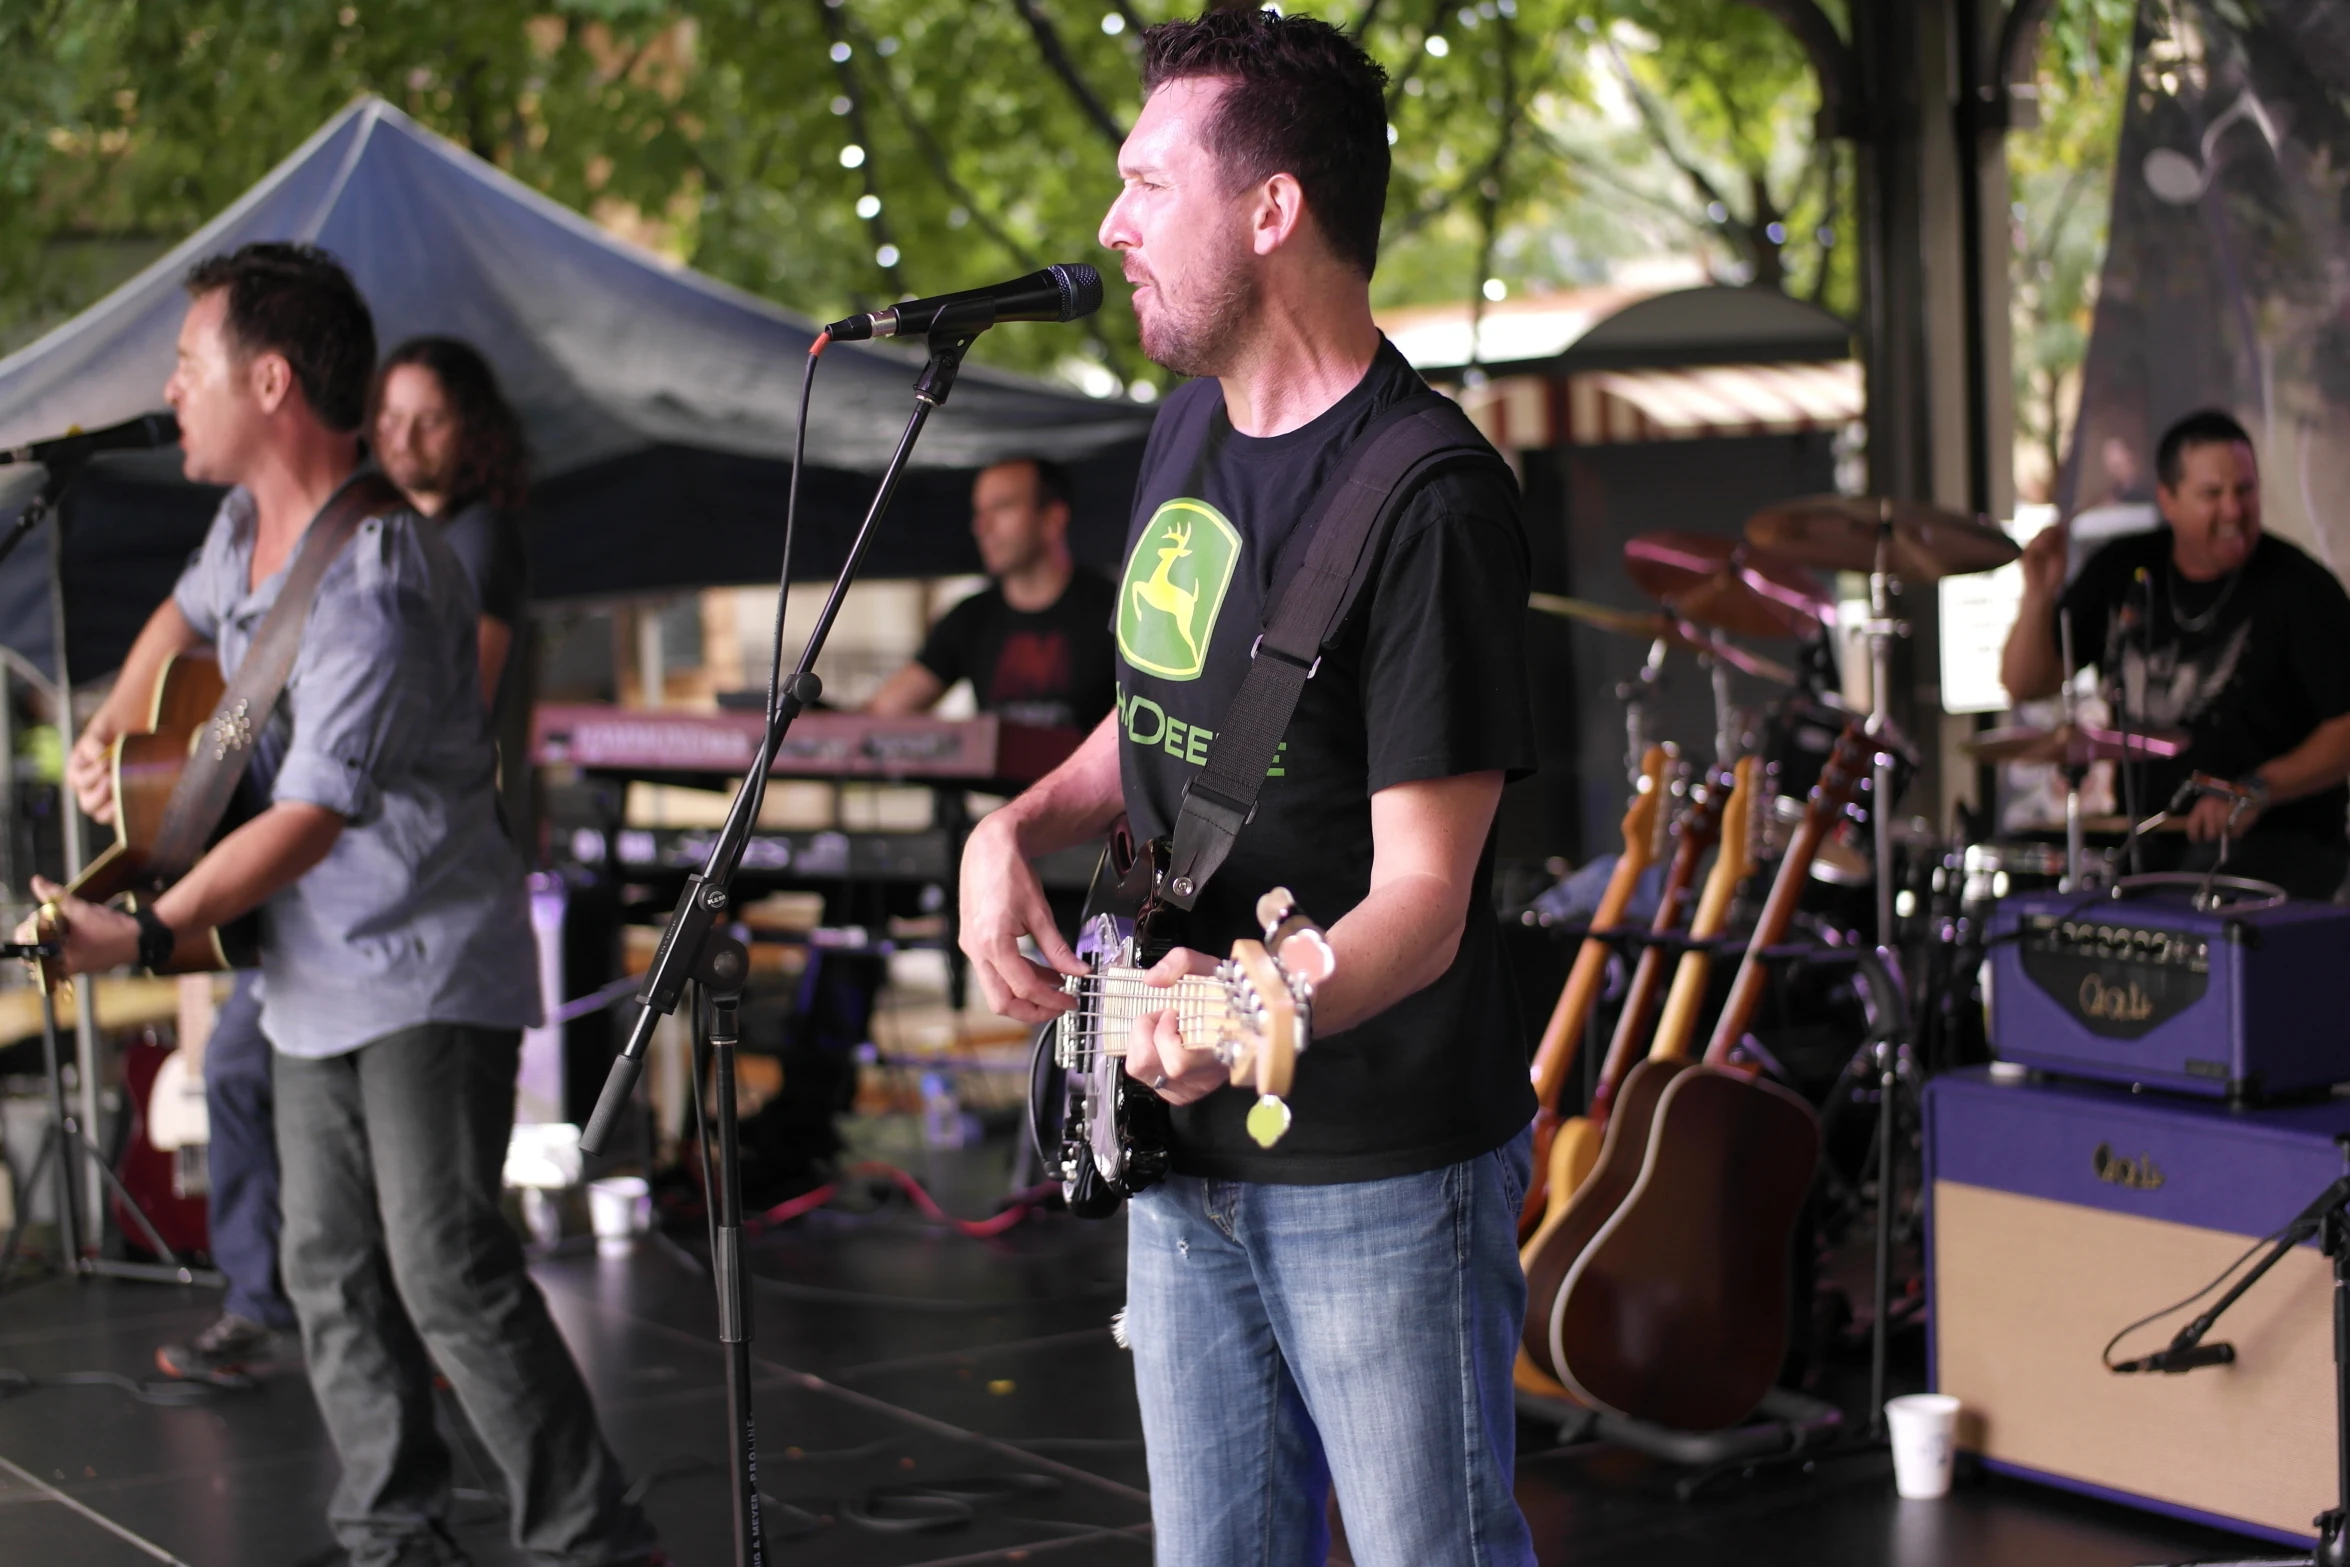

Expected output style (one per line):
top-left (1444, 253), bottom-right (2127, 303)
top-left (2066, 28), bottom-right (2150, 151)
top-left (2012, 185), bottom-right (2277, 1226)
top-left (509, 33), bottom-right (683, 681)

top-left (1517, 744), bottom-right (1672, 1244)
top-left (1520, 754), bottom-right (1759, 1387)
top-left (34, 652), bottom-right (259, 989)
top-left (1514, 757), bottom-right (1729, 1400)
top-left (1546, 721), bottom-right (1869, 1430)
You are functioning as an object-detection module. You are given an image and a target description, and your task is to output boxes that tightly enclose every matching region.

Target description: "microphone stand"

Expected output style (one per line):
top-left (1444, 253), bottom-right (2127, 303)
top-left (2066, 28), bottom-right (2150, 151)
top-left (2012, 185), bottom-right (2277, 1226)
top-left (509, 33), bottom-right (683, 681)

top-left (577, 322), bottom-right (981, 1567)
top-left (2141, 1163), bottom-right (2350, 1567)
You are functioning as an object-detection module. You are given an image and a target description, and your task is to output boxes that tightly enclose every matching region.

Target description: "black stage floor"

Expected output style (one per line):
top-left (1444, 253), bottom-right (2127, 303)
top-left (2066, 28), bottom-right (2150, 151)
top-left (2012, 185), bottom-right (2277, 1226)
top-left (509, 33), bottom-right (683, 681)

top-left (0, 1129), bottom-right (2274, 1567)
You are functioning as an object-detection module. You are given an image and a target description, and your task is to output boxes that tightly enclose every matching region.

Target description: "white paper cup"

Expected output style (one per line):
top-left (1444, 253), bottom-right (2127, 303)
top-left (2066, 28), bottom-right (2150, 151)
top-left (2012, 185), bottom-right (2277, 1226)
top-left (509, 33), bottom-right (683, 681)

top-left (588, 1175), bottom-right (652, 1253)
top-left (1885, 1393), bottom-right (1961, 1499)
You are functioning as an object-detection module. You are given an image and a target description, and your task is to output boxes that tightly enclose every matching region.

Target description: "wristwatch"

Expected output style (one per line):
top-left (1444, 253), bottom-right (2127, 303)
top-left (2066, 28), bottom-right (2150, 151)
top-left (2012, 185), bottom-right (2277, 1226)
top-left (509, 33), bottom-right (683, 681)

top-left (131, 904), bottom-right (177, 975)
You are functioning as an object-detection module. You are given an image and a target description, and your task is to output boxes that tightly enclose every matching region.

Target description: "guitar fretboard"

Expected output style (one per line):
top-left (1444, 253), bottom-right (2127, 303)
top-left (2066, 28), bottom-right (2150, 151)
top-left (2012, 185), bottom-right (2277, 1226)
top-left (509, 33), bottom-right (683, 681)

top-left (1060, 971), bottom-right (1238, 1059)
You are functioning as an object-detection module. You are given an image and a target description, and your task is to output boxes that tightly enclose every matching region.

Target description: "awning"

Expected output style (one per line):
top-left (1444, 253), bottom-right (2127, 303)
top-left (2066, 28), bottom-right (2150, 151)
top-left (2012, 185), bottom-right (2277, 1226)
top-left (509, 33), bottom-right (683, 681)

top-left (1453, 360), bottom-right (1865, 450)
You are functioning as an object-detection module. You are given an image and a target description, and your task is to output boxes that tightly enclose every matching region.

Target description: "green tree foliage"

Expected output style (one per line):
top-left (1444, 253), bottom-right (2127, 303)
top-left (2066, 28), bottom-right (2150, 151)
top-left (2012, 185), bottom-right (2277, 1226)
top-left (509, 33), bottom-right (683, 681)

top-left (1, 0), bottom-right (1859, 395)
top-left (2006, 0), bottom-right (2137, 500)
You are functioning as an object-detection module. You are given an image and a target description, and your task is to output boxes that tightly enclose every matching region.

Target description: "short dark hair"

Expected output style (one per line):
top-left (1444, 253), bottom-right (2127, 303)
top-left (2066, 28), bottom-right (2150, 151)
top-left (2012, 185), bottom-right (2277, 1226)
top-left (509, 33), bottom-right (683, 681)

top-left (182, 243), bottom-right (376, 433)
top-left (990, 455), bottom-right (1073, 515)
top-left (369, 336), bottom-right (531, 513)
top-left (2155, 408), bottom-right (2255, 490)
top-left (1140, 10), bottom-right (1391, 276)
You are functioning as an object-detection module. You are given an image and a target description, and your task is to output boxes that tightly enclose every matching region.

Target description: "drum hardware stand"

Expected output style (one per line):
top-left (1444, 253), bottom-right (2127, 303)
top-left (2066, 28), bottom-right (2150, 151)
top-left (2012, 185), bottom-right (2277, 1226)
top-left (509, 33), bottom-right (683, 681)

top-left (1618, 638), bottom-right (1669, 788)
top-left (577, 323), bottom-right (983, 1567)
top-left (0, 942), bottom-right (222, 1291)
top-left (2137, 1159), bottom-right (2350, 1567)
top-left (1861, 505), bottom-right (1914, 954)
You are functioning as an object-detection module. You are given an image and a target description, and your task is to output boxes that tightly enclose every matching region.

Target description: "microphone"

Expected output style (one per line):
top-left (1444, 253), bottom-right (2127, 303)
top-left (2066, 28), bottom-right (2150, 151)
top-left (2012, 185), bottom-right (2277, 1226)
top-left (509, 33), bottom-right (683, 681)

top-left (824, 264), bottom-right (1103, 341)
top-left (2111, 1341), bottom-right (2236, 1374)
top-left (0, 411), bottom-right (180, 468)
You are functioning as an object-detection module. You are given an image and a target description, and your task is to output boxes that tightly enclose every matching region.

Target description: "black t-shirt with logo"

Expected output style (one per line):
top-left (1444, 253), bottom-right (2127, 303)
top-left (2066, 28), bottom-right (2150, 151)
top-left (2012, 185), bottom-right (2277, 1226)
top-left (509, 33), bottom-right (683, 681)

top-left (916, 571), bottom-right (1118, 731)
top-left (1114, 341), bottom-right (1537, 1184)
top-left (2058, 528), bottom-right (2350, 843)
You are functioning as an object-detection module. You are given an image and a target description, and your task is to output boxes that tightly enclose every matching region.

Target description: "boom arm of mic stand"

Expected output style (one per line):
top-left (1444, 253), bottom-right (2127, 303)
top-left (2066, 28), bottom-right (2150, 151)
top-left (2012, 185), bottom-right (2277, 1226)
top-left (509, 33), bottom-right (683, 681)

top-left (2156, 1174), bottom-right (2350, 1358)
top-left (579, 327), bottom-right (980, 1159)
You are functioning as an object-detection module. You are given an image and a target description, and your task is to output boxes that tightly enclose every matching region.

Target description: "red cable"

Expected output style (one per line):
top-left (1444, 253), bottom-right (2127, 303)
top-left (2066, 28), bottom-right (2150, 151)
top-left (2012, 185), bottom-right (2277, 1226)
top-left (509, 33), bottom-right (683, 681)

top-left (810, 328), bottom-right (832, 358)
top-left (741, 1162), bottom-right (1057, 1238)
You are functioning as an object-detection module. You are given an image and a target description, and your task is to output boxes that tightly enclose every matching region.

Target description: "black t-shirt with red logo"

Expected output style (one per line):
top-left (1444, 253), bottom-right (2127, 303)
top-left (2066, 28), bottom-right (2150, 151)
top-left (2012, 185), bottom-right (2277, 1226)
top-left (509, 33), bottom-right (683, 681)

top-left (915, 571), bottom-right (1118, 732)
top-left (1114, 342), bottom-right (1537, 1185)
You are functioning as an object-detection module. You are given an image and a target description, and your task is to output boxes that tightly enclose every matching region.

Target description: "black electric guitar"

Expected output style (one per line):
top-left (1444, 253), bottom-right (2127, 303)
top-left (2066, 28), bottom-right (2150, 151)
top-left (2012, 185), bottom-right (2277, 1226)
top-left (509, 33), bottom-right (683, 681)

top-left (1029, 833), bottom-right (1331, 1218)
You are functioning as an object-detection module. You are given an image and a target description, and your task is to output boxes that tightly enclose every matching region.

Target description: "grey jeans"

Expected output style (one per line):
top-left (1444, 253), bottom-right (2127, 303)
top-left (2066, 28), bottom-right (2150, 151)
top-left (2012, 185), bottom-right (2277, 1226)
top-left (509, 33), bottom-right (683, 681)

top-left (275, 1024), bottom-right (655, 1567)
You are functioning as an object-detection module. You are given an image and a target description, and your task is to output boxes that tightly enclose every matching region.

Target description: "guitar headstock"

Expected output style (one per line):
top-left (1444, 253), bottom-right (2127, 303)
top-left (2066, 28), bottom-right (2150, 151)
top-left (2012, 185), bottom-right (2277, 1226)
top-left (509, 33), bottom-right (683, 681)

top-left (1808, 721), bottom-right (1874, 828)
top-left (29, 902), bottom-right (65, 995)
top-left (1672, 759), bottom-right (1731, 861)
top-left (1714, 754), bottom-right (1761, 888)
top-left (1618, 745), bottom-right (1672, 874)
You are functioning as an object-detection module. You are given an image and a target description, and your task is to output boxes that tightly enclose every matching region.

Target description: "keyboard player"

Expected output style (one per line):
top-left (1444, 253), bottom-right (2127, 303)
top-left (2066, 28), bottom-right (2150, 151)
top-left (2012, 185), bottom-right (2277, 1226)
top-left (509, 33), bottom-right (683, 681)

top-left (865, 456), bottom-right (1117, 732)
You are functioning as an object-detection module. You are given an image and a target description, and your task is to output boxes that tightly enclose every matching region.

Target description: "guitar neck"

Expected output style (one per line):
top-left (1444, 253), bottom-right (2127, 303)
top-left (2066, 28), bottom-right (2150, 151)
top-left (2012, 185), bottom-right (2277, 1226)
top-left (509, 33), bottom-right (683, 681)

top-left (1704, 816), bottom-right (1820, 1066)
top-left (1068, 970), bottom-right (1236, 1056)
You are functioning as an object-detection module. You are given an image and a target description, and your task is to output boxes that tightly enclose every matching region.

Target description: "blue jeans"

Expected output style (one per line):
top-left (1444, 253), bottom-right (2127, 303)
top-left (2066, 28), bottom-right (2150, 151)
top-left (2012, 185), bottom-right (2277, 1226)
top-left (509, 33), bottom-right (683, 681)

top-left (204, 971), bottom-right (295, 1328)
top-left (1126, 1131), bottom-right (1536, 1567)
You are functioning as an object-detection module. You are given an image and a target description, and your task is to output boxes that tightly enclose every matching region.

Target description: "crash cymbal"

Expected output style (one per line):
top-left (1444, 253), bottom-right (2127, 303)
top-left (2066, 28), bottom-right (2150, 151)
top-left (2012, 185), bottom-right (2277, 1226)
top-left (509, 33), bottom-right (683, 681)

top-left (1963, 722), bottom-right (2189, 768)
top-left (1622, 531), bottom-right (1830, 640)
top-left (1526, 593), bottom-right (1799, 685)
top-left (1745, 494), bottom-right (2021, 581)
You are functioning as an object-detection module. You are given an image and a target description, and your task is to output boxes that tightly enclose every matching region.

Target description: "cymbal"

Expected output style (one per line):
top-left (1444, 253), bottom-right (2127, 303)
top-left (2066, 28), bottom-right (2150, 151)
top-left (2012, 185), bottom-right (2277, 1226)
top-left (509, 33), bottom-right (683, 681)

top-left (1745, 495), bottom-right (2021, 581)
top-left (1963, 722), bottom-right (2189, 768)
top-left (1621, 531), bottom-right (1831, 641)
top-left (1527, 593), bottom-right (1799, 685)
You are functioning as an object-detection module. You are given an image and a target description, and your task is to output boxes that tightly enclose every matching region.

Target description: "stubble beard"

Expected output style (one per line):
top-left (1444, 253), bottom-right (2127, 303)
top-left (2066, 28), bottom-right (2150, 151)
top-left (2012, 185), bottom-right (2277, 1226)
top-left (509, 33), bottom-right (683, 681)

top-left (1135, 244), bottom-right (1258, 380)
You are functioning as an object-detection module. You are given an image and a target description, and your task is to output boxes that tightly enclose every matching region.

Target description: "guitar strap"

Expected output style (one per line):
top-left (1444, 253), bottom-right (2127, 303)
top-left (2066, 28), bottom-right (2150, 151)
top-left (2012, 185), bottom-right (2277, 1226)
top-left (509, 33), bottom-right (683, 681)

top-left (147, 470), bottom-right (407, 879)
top-left (1159, 389), bottom-right (1507, 911)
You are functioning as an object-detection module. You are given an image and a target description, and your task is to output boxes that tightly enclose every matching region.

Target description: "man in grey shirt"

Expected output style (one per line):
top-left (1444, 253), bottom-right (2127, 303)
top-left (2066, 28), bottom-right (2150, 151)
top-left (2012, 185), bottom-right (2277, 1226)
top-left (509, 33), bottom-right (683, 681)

top-left (32, 243), bottom-right (658, 1567)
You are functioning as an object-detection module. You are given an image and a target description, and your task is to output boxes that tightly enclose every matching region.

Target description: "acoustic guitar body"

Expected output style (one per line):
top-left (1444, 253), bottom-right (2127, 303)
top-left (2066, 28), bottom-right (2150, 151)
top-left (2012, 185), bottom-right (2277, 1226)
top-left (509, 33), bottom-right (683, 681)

top-left (53, 654), bottom-right (260, 979)
top-left (1518, 1054), bottom-right (1690, 1381)
top-left (1550, 1065), bottom-right (1819, 1430)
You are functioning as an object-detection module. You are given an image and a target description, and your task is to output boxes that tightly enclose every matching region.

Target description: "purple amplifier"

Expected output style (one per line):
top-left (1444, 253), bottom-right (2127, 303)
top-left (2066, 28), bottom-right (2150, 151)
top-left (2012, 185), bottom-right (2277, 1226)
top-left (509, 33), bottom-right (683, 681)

top-left (1987, 885), bottom-right (2350, 1101)
top-left (1926, 1068), bottom-right (2350, 1546)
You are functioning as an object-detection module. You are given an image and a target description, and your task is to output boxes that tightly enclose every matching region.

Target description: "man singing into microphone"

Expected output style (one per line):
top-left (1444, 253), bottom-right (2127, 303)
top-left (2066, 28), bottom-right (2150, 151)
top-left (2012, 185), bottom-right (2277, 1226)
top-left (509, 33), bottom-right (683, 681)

top-left (2002, 408), bottom-right (2350, 898)
top-left (958, 12), bottom-right (1536, 1564)
top-left (31, 243), bottom-right (659, 1567)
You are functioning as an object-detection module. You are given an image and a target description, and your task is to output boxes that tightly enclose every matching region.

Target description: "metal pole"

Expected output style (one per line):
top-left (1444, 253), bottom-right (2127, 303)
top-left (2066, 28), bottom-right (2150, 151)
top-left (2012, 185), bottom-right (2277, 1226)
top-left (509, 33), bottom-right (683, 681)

top-left (43, 487), bottom-right (103, 1245)
top-left (702, 951), bottom-right (764, 1567)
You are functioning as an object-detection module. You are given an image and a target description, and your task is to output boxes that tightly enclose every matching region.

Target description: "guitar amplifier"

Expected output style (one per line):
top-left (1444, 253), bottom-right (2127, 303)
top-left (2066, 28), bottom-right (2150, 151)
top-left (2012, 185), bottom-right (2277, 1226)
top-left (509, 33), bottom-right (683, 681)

top-left (1987, 887), bottom-right (2350, 1100)
top-left (1926, 1068), bottom-right (2347, 1546)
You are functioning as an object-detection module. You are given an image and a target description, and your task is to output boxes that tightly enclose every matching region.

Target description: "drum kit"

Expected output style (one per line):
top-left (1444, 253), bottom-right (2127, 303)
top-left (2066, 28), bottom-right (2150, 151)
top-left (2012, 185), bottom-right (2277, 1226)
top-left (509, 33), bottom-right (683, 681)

top-left (1535, 493), bottom-right (2181, 967)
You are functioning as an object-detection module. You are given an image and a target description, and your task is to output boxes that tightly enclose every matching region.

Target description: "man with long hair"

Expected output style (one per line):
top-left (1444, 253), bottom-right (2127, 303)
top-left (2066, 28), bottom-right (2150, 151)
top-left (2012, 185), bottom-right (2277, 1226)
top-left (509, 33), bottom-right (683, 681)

top-left (959, 13), bottom-right (1537, 1564)
top-left (33, 243), bottom-right (657, 1567)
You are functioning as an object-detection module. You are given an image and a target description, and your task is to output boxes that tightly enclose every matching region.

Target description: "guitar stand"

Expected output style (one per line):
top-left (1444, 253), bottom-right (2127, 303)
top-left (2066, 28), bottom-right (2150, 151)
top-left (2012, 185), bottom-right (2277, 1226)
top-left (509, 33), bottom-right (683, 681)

top-left (0, 975), bottom-right (222, 1291)
top-left (1511, 941), bottom-right (1911, 1497)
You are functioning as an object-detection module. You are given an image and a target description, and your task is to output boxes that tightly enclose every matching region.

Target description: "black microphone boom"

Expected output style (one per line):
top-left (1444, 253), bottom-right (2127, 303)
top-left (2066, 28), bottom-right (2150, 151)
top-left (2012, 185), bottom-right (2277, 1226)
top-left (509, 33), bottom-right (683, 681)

top-left (0, 411), bottom-right (180, 468)
top-left (824, 264), bottom-right (1103, 341)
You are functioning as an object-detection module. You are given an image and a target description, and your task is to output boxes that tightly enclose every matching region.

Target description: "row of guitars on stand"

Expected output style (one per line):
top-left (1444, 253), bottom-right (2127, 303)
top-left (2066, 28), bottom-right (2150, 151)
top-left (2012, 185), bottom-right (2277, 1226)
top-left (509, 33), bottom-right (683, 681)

top-left (1515, 723), bottom-right (1874, 1433)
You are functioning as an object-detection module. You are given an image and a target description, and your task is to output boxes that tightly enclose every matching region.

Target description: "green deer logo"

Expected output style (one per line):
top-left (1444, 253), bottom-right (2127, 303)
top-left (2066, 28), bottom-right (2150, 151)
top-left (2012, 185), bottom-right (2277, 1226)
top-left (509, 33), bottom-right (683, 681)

top-left (1117, 499), bottom-right (1241, 681)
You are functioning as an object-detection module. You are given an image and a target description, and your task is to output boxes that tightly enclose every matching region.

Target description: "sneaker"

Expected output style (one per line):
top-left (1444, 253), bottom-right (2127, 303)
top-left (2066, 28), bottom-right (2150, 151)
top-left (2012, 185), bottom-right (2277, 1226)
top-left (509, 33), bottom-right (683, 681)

top-left (156, 1313), bottom-right (283, 1380)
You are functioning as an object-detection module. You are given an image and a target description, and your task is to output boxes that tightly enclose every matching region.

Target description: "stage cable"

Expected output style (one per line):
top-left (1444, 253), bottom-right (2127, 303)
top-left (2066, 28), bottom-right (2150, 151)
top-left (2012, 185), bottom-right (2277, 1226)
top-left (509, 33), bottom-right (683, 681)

top-left (2099, 1219), bottom-right (2295, 1370)
top-left (743, 329), bottom-right (829, 837)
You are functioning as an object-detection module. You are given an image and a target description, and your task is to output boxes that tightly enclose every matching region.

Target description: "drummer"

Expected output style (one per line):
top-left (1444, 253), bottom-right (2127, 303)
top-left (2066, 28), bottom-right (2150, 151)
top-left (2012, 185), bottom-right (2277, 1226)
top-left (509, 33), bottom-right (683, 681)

top-left (2000, 408), bottom-right (2350, 899)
